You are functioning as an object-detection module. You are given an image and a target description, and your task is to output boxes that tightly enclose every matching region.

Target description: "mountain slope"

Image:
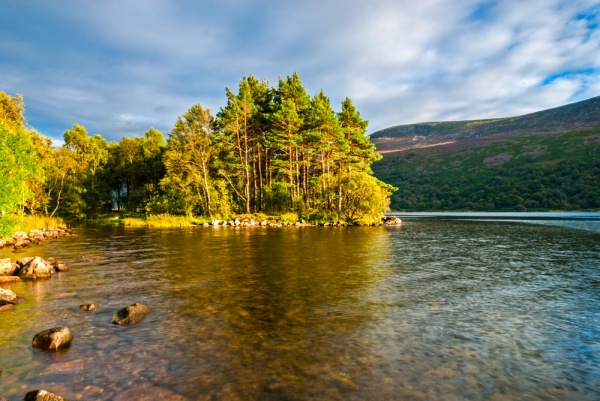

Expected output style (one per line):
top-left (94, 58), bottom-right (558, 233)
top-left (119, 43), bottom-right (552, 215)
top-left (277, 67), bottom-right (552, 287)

top-left (371, 96), bottom-right (600, 154)
top-left (370, 96), bottom-right (600, 211)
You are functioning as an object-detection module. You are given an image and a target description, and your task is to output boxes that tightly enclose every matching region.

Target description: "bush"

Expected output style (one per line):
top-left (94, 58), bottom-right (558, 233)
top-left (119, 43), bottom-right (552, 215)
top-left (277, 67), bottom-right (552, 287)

top-left (0, 214), bottom-right (19, 239)
top-left (279, 212), bottom-right (299, 223)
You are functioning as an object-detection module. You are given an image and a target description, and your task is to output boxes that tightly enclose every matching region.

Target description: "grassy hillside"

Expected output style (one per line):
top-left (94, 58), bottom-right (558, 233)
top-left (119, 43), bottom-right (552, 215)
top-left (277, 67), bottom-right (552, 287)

top-left (371, 97), bottom-right (600, 211)
top-left (372, 96), bottom-right (600, 143)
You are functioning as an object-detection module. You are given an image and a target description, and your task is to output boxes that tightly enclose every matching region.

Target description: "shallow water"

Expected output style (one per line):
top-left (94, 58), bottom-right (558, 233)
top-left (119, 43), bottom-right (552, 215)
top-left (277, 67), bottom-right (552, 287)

top-left (1, 216), bottom-right (599, 400)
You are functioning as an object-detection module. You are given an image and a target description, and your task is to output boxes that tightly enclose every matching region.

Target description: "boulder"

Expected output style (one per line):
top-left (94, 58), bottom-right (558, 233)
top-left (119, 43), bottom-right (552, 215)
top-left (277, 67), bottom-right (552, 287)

top-left (13, 238), bottom-right (30, 248)
top-left (0, 288), bottom-right (22, 305)
top-left (112, 303), bottom-right (152, 325)
top-left (24, 390), bottom-right (69, 401)
top-left (32, 327), bottom-right (73, 350)
top-left (13, 232), bottom-right (28, 239)
top-left (53, 262), bottom-right (70, 272)
top-left (0, 276), bottom-right (20, 283)
top-left (18, 257), bottom-right (55, 280)
top-left (16, 257), bottom-right (35, 268)
top-left (0, 259), bottom-right (16, 276)
top-left (212, 219), bottom-right (220, 227)
top-left (383, 216), bottom-right (402, 225)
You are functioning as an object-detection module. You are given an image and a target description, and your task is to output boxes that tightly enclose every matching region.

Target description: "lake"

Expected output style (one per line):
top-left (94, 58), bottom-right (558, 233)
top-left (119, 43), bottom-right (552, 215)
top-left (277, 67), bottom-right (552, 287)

top-left (1, 213), bottom-right (599, 400)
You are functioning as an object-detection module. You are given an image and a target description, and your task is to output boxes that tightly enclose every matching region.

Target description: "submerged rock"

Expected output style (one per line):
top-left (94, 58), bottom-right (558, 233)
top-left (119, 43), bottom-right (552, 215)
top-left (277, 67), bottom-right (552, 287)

top-left (0, 288), bottom-right (22, 306)
top-left (79, 303), bottom-right (96, 311)
top-left (112, 303), bottom-right (152, 325)
top-left (32, 327), bottom-right (73, 350)
top-left (24, 390), bottom-right (69, 401)
top-left (18, 257), bottom-right (55, 280)
top-left (113, 384), bottom-right (187, 401)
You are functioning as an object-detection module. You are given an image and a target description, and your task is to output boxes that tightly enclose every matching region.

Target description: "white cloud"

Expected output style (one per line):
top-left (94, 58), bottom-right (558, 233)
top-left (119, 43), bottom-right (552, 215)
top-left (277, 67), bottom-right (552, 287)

top-left (0, 0), bottom-right (598, 141)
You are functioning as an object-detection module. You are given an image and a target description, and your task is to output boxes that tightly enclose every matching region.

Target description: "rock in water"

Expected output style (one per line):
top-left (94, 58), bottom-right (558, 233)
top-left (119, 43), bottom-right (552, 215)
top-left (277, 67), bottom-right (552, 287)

top-left (112, 303), bottom-right (152, 325)
top-left (53, 261), bottom-right (70, 272)
top-left (18, 257), bottom-right (55, 280)
top-left (79, 303), bottom-right (96, 311)
top-left (24, 390), bottom-right (69, 401)
top-left (0, 288), bottom-right (21, 306)
top-left (32, 327), bottom-right (73, 350)
top-left (0, 258), bottom-right (17, 276)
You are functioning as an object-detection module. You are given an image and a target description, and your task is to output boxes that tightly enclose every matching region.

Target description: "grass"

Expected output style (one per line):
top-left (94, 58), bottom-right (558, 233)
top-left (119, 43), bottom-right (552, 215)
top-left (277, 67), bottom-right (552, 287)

top-left (0, 214), bottom-right (66, 239)
top-left (123, 214), bottom-right (196, 228)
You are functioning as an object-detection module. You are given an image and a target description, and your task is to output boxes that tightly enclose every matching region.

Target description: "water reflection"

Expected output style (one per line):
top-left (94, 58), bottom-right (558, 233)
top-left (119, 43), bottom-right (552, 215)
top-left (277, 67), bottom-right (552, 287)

top-left (0, 221), bottom-right (599, 400)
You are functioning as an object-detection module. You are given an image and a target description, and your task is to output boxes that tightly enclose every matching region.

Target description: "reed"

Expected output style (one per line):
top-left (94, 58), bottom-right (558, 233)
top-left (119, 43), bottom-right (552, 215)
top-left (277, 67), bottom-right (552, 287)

top-left (17, 215), bottom-right (65, 232)
top-left (121, 214), bottom-right (195, 228)
top-left (147, 214), bottom-right (194, 227)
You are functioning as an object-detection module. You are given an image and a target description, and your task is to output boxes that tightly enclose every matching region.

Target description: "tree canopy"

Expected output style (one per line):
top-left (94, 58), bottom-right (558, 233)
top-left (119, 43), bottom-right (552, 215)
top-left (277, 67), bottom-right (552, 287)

top-left (0, 75), bottom-right (394, 226)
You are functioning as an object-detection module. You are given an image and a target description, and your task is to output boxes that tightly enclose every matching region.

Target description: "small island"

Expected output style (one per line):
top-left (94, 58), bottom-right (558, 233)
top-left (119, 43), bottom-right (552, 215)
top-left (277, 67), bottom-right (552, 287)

top-left (0, 73), bottom-right (396, 236)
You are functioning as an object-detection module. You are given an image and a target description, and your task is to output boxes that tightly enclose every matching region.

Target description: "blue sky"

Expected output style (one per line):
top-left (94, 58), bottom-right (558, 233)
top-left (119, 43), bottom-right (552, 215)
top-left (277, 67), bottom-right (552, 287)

top-left (1, 0), bottom-right (598, 145)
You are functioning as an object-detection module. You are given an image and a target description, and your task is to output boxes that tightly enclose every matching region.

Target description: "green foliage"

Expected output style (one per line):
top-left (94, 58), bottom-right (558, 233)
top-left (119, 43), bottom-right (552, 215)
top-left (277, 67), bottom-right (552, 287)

top-left (373, 128), bottom-right (600, 211)
top-left (0, 124), bottom-right (41, 214)
top-left (0, 214), bottom-right (20, 239)
top-left (2, 76), bottom-right (392, 222)
top-left (0, 92), bottom-right (26, 132)
top-left (279, 211), bottom-right (299, 223)
top-left (338, 172), bottom-right (396, 223)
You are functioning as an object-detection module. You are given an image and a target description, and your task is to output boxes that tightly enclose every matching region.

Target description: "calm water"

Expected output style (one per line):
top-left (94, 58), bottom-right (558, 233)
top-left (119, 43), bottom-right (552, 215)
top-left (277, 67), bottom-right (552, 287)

top-left (1, 214), bottom-right (599, 400)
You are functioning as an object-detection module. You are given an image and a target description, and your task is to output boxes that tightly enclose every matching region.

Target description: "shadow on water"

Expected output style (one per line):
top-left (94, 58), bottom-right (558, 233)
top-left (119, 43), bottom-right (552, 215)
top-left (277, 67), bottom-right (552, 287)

top-left (0, 220), bottom-right (599, 400)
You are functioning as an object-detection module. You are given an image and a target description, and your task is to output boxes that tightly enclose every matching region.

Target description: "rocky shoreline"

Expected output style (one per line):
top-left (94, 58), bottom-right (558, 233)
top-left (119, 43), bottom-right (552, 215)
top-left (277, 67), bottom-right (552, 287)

top-left (0, 227), bottom-right (75, 253)
top-left (1, 244), bottom-right (154, 400)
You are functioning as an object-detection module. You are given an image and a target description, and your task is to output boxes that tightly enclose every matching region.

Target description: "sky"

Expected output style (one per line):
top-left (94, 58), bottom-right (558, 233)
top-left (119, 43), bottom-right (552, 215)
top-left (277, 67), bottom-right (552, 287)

top-left (1, 0), bottom-right (599, 145)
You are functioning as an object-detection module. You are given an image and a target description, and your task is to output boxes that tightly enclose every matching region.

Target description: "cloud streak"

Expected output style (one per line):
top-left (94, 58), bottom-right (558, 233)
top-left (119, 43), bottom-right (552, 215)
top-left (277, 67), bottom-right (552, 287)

top-left (0, 0), bottom-right (598, 144)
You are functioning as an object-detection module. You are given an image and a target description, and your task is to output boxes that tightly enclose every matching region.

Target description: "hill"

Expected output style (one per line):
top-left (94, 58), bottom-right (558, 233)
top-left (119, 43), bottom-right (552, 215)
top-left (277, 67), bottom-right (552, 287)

top-left (370, 96), bottom-right (600, 211)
